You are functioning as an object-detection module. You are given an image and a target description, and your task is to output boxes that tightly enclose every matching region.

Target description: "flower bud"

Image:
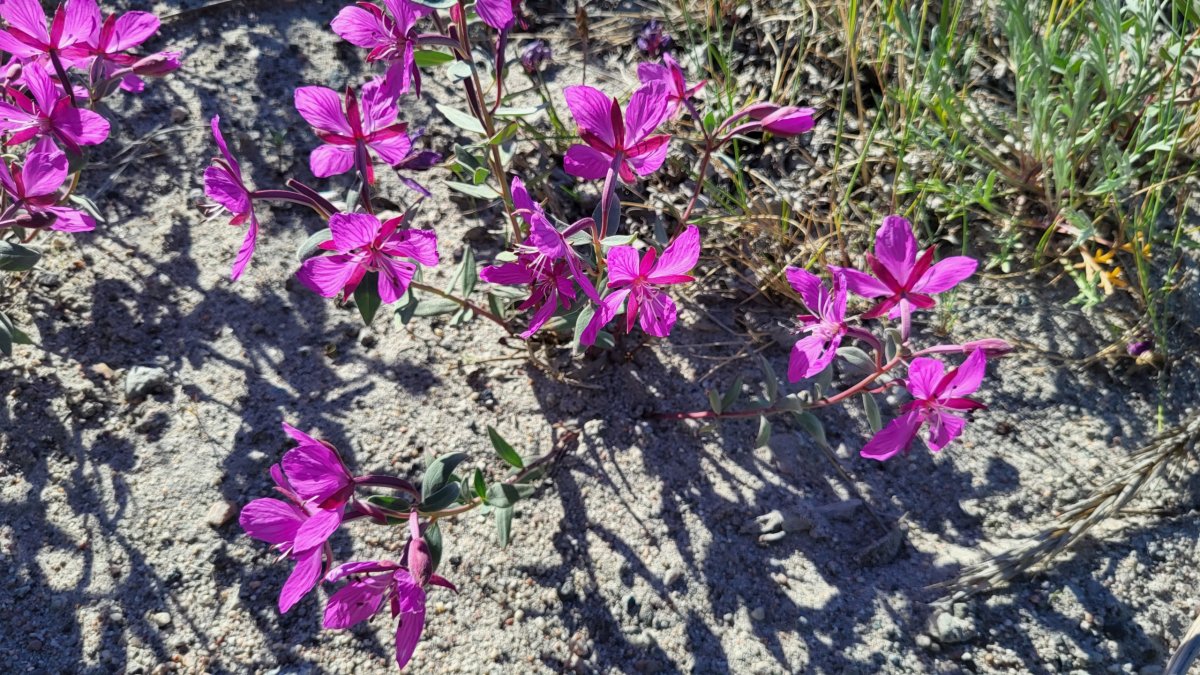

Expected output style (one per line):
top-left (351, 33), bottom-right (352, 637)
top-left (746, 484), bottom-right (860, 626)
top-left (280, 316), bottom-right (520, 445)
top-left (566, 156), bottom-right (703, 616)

top-left (131, 51), bottom-right (182, 78)
top-left (637, 20), bottom-right (672, 57)
top-left (962, 339), bottom-right (1014, 357)
top-left (520, 40), bottom-right (551, 74)
top-left (405, 512), bottom-right (432, 586)
top-left (749, 105), bottom-right (815, 136)
top-left (4, 60), bottom-right (22, 83)
top-left (1126, 340), bottom-right (1152, 357)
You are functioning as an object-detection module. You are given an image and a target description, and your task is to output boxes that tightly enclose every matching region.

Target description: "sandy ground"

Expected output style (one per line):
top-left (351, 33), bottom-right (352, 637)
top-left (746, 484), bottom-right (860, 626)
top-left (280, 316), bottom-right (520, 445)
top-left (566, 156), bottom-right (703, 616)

top-left (2, 2), bottom-right (1200, 674)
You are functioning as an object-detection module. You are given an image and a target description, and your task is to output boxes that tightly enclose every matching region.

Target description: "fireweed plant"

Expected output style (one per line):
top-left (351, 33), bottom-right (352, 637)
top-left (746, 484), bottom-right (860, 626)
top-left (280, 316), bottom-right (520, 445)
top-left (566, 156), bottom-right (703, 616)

top-left (204, 2), bottom-right (1011, 669)
top-left (0, 0), bottom-right (181, 355)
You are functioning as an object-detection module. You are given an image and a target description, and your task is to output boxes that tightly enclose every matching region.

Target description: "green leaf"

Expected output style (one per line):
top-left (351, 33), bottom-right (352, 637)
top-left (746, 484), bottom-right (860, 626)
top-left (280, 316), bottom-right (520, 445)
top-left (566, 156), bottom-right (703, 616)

top-left (354, 272), bottom-right (382, 325)
top-left (759, 356), bottom-right (779, 403)
top-left (600, 234), bottom-right (635, 249)
top-left (67, 193), bottom-right (106, 223)
top-left (422, 452), bottom-right (469, 499)
top-left (472, 468), bottom-right (487, 501)
top-left (410, 0), bottom-right (457, 10)
top-left (296, 228), bottom-right (332, 262)
top-left (395, 287), bottom-right (420, 325)
top-left (424, 521), bottom-right (443, 573)
top-left (861, 393), bottom-right (882, 433)
top-left (755, 416), bottom-right (772, 448)
top-left (420, 482), bottom-right (462, 511)
top-left (707, 388), bottom-right (723, 415)
top-left (494, 105), bottom-right (543, 118)
top-left (488, 121), bottom-right (518, 146)
top-left (495, 506), bottom-right (513, 547)
top-left (413, 50), bottom-right (454, 67)
top-left (720, 375), bottom-right (743, 412)
top-left (436, 103), bottom-right (486, 135)
top-left (487, 426), bottom-right (524, 468)
top-left (795, 411), bottom-right (828, 449)
top-left (458, 247), bottom-right (477, 297)
top-left (0, 241), bottom-right (41, 272)
top-left (446, 181), bottom-right (501, 199)
top-left (486, 482), bottom-right (534, 508)
top-left (365, 494), bottom-right (412, 523)
top-left (412, 298), bottom-right (460, 317)
top-left (812, 363), bottom-right (834, 398)
top-left (447, 61), bottom-right (473, 82)
top-left (837, 346), bottom-right (876, 377)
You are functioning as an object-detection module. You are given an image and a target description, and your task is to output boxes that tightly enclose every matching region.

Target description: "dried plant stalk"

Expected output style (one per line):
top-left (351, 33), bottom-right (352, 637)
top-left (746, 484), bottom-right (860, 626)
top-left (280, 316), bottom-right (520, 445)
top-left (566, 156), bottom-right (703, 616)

top-left (937, 414), bottom-right (1200, 602)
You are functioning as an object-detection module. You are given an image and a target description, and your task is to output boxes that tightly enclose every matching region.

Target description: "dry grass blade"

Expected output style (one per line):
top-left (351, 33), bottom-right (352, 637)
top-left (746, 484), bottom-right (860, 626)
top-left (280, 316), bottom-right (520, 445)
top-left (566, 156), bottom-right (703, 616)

top-left (1165, 609), bottom-right (1200, 675)
top-left (936, 413), bottom-right (1200, 603)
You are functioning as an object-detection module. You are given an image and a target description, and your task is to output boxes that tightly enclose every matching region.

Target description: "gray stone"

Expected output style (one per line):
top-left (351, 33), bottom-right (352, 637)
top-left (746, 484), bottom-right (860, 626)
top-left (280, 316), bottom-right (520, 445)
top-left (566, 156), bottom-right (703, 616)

top-left (124, 366), bottom-right (169, 401)
top-left (205, 500), bottom-right (238, 528)
top-left (931, 611), bottom-right (977, 644)
top-left (150, 612), bottom-right (172, 628)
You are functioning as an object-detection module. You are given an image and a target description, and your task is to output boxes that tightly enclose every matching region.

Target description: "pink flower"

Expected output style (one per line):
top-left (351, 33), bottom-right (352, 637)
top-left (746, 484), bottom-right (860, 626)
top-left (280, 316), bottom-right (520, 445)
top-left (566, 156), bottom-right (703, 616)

top-left (832, 215), bottom-right (977, 337)
top-left (0, 61), bottom-right (109, 153)
top-left (331, 0), bottom-right (431, 95)
top-left (785, 267), bottom-right (848, 381)
top-left (294, 75), bottom-right (412, 184)
top-left (323, 513), bottom-right (456, 669)
top-left (563, 82), bottom-right (671, 183)
top-left (580, 225), bottom-right (699, 345)
top-left (203, 116), bottom-right (258, 280)
top-left (510, 176), bottom-right (598, 299)
top-left (0, 0), bottom-right (96, 60)
top-left (637, 53), bottom-right (704, 118)
top-left (480, 252), bottom-right (577, 339)
top-left (280, 423), bottom-right (355, 510)
top-left (745, 103), bottom-right (816, 136)
top-left (0, 135), bottom-right (93, 231)
top-left (860, 350), bottom-right (987, 461)
top-left (295, 212), bottom-right (438, 304)
top-left (63, 3), bottom-right (179, 93)
top-left (239, 469), bottom-right (341, 614)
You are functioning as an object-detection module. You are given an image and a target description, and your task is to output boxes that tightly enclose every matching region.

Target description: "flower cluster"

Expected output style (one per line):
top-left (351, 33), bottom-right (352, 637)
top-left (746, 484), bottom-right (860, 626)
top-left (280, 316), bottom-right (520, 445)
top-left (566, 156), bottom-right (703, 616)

top-left (242, 423), bottom-right (538, 669)
top-left (0, 0), bottom-right (180, 354)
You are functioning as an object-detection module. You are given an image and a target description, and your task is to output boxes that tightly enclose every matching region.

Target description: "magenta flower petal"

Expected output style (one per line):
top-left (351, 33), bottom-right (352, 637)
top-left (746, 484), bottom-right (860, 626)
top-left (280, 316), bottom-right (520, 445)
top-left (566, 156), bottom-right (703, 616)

top-left (564, 144), bottom-right (612, 179)
top-left (331, 5), bottom-right (392, 48)
top-left (384, 229), bottom-right (439, 266)
top-left (860, 410), bottom-right (923, 461)
top-left (645, 224), bottom-right (699, 284)
top-left (624, 81), bottom-right (669, 144)
top-left (326, 560), bottom-right (398, 583)
top-left (785, 267), bottom-right (826, 313)
top-left (788, 333), bottom-right (836, 381)
top-left (874, 215), bottom-right (918, 285)
top-left (203, 165), bottom-right (251, 216)
top-left (54, 106), bottom-right (111, 146)
top-left (297, 255), bottom-right (360, 297)
top-left (279, 547), bottom-right (324, 614)
top-left (913, 256), bottom-right (977, 294)
top-left (829, 265), bottom-right (890, 298)
top-left (392, 572), bottom-right (428, 669)
top-left (1, 0), bottom-right (50, 43)
top-left (376, 256), bottom-right (417, 304)
top-left (281, 442), bottom-right (352, 505)
top-left (479, 262), bottom-right (534, 285)
top-left (230, 217), bottom-right (258, 281)
top-left (625, 135), bottom-right (670, 177)
top-left (564, 85), bottom-right (617, 148)
top-left (940, 349), bottom-right (986, 398)
top-left (904, 357), bottom-right (945, 401)
top-left (475, 0), bottom-right (514, 30)
top-left (23, 62), bottom-right (59, 112)
top-left (323, 577), bottom-right (388, 629)
top-left (294, 86), bottom-right (353, 136)
top-left (580, 288), bottom-right (631, 346)
top-left (292, 506), bottom-right (343, 552)
top-left (368, 133), bottom-right (413, 165)
top-left (309, 144), bottom-right (356, 178)
top-left (22, 136), bottom-right (68, 196)
top-left (759, 107), bottom-right (815, 135)
top-left (238, 498), bottom-right (304, 545)
top-left (107, 11), bottom-right (160, 51)
top-left (926, 412), bottom-right (967, 453)
top-left (636, 288), bottom-right (677, 337)
top-left (44, 206), bottom-right (95, 232)
top-left (329, 212), bottom-right (382, 251)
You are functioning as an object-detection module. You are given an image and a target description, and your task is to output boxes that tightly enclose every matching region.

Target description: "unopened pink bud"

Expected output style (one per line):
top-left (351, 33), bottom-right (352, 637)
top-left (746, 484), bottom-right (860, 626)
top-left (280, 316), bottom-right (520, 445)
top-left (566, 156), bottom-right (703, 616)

top-left (406, 512), bottom-right (432, 586)
top-left (132, 51), bottom-right (182, 77)
top-left (754, 105), bottom-right (815, 136)
top-left (962, 339), bottom-right (1014, 357)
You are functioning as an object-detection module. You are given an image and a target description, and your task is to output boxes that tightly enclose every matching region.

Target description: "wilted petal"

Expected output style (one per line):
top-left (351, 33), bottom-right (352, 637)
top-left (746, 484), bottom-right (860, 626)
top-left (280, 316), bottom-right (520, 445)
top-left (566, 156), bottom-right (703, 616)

top-left (239, 498), bottom-right (304, 545)
top-left (279, 547), bottom-right (323, 614)
top-left (860, 410), bottom-right (923, 461)
top-left (294, 86), bottom-right (352, 135)
top-left (564, 144), bottom-right (612, 180)
top-left (564, 85), bottom-right (616, 148)
top-left (646, 225), bottom-right (699, 284)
